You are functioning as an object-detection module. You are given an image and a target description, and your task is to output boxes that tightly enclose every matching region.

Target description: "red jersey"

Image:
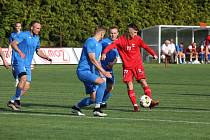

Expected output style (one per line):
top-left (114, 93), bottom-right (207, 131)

top-left (205, 35), bottom-right (210, 46)
top-left (102, 34), bottom-right (157, 69)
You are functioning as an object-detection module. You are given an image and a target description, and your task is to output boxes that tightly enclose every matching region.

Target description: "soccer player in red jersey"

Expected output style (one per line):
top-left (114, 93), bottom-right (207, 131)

top-left (101, 23), bottom-right (159, 111)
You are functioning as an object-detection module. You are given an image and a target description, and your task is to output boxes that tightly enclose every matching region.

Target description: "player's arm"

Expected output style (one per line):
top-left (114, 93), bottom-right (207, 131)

top-left (7, 35), bottom-right (13, 57)
top-left (10, 40), bottom-right (25, 58)
top-left (139, 39), bottom-right (158, 59)
top-left (88, 53), bottom-right (111, 78)
top-left (101, 42), bottom-right (118, 60)
top-left (0, 47), bottom-right (9, 68)
top-left (36, 48), bottom-right (52, 62)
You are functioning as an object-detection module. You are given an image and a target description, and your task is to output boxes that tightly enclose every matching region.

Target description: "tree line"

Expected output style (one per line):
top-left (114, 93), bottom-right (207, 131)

top-left (0, 0), bottom-right (209, 47)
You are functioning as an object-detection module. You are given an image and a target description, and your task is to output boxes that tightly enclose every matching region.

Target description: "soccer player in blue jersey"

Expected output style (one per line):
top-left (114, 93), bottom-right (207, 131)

top-left (100, 27), bottom-right (119, 108)
top-left (7, 21), bottom-right (52, 110)
top-left (71, 26), bottom-right (112, 117)
top-left (8, 22), bottom-right (23, 86)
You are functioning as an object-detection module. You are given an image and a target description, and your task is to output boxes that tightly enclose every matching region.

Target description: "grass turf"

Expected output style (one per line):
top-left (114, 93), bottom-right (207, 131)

top-left (0, 64), bottom-right (210, 140)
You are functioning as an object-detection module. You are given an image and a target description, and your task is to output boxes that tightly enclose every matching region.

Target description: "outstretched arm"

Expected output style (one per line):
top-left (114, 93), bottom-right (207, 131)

top-left (36, 48), bottom-right (52, 62)
top-left (101, 43), bottom-right (117, 60)
top-left (140, 40), bottom-right (158, 59)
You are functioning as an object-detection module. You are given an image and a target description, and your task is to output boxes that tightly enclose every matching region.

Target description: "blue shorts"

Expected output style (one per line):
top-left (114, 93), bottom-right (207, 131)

top-left (77, 70), bottom-right (100, 94)
top-left (106, 71), bottom-right (115, 85)
top-left (13, 65), bottom-right (31, 82)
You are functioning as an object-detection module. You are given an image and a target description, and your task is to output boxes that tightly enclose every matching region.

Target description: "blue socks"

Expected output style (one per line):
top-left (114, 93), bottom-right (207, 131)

top-left (95, 82), bottom-right (106, 105)
top-left (77, 97), bottom-right (94, 108)
top-left (102, 90), bottom-right (112, 103)
top-left (77, 81), bottom-right (106, 108)
top-left (11, 87), bottom-right (21, 101)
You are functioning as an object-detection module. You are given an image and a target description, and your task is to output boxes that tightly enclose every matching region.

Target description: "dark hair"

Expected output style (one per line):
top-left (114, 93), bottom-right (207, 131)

top-left (127, 23), bottom-right (139, 32)
top-left (30, 20), bottom-right (40, 27)
top-left (15, 22), bottom-right (21, 27)
top-left (110, 26), bottom-right (118, 31)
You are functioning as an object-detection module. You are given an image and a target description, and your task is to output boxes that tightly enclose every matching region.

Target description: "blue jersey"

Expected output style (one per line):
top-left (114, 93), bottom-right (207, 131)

top-left (12, 31), bottom-right (40, 67)
top-left (9, 31), bottom-right (22, 64)
top-left (100, 38), bottom-right (119, 71)
top-left (77, 37), bottom-right (102, 73)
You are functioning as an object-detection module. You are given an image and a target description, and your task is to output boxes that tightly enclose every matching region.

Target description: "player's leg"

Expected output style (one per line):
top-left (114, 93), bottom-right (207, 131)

top-left (205, 47), bottom-right (210, 63)
top-left (135, 66), bottom-right (159, 109)
top-left (189, 52), bottom-right (193, 62)
top-left (123, 68), bottom-right (139, 111)
top-left (76, 83), bottom-right (96, 108)
top-left (8, 65), bottom-right (27, 110)
top-left (14, 67), bottom-right (31, 108)
top-left (93, 77), bottom-right (107, 117)
top-left (72, 71), bottom-right (98, 116)
top-left (101, 73), bottom-right (115, 108)
top-left (138, 79), bottom-right (159, 109)
top-left (12, 66), bottom-right (19, 87)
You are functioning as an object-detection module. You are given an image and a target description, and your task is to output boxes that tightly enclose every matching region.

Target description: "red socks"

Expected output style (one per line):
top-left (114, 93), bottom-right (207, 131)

top-left (144, 86), bottom-right (152, 98)
top-left (128, 90), bottom-right (137, 106)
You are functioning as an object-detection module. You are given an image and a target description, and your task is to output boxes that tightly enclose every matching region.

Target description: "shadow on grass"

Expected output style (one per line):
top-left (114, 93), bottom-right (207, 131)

top-left (0, 107), bottom-right (78, 116)
top-left (150, 82), bottom-right (209, 87)
top-left (22, 103), bottom-right (69, 108)
top-left (157, 106), bottom-right (210, 111)
top-left (83, 105), bottom-right (133, 112)
top-left (160, 92), bottom-right (210, 97)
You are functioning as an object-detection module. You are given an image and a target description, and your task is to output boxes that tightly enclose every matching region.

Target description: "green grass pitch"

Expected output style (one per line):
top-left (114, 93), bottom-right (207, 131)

top-left (0, 64), bottom-right (210, 140)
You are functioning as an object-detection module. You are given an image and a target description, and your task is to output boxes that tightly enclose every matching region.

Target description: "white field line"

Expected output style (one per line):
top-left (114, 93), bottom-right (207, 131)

top-left (0, 111), bottom-right (210, 125)
top-left (21, 108), bottom-right (210, 113)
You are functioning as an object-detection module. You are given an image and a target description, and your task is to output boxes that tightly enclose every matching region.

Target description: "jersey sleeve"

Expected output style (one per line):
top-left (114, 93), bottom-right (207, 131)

top-left (138, 37), bottom-right (157, 56)
top-left (86, 39), bottom-right (96, 54)
top-left (14, 32), bottom-right (26, 44)
top-left (102, 39), bottom-right (119, 54)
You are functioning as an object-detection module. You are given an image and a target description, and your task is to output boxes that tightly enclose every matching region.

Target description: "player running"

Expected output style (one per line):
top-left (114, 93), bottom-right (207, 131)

top-left (7, 21), bottom-right (52, 110)
top-left (100, 26), bottom-right (119, 108)
top-left (71, 26), bottom-right (112, 117)
top-left (102, 23), bottom-right (159, 112)
top-left (8, 22), bottom-right (23, 86)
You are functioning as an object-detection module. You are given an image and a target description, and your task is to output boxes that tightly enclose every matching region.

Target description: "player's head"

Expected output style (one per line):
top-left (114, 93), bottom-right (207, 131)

top-left (14, 22), bottom-right (22, 32)
top-left (30, 21), bottom-right (41, 35)
top-left (127, 23), bottom-right (139, 39)
top-left (109, 26), bottom-right (119, 41)
top-left (165, 40), bottom-right (170, 45)
top-left (94, 26), bottom-right (106, 41)
top-left (180, 42), bottom-right (184, 47)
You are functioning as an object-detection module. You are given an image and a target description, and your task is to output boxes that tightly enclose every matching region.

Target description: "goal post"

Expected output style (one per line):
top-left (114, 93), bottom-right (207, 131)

top-left (141, 25), bottom-right (210, 63)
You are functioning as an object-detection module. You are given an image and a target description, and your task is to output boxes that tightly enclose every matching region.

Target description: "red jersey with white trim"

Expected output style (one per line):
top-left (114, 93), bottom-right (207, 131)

top-left (103, 34), bottom-right (157, 69)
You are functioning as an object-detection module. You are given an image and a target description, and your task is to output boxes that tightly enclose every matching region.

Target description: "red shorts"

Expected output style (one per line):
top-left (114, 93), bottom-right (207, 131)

top-left (123, 65), bottom-right (146, 82)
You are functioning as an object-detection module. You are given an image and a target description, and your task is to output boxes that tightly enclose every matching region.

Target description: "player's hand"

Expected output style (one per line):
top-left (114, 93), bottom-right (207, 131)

top-left (47, 57), bottom-right (52, 61)
top-left (101, 54), bottom-right (106, 60)
top-left (107, 62), bottom-right (114, 69)
top-left (3, 61), bottom-right (9, 69)
top-left (153, 55), bottom-right (158, 60)
top-left (103, 71), bottom-right (112, 79)
top-left (47, 57), bottom-right (52, 64)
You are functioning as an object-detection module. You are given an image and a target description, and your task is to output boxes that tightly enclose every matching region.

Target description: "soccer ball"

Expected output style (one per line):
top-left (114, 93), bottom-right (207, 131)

top-left (139, 95), bottom-right (152, 108)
